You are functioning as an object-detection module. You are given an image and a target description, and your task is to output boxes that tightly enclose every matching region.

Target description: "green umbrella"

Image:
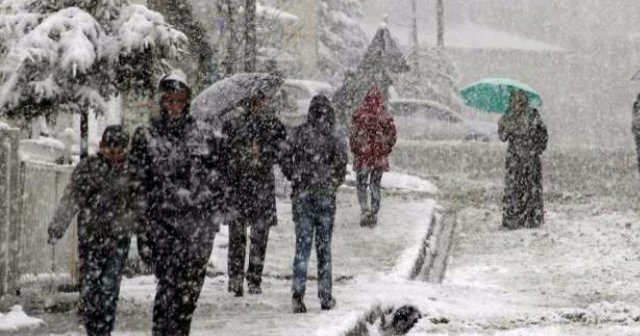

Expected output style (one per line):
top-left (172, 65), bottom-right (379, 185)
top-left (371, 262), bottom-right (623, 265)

top-left (460, 78), bottom-right (542, 114)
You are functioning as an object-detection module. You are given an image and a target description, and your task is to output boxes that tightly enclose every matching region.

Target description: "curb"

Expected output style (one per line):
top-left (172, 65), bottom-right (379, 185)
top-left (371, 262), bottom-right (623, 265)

top-left (333, 201), bottom-right (451, 336)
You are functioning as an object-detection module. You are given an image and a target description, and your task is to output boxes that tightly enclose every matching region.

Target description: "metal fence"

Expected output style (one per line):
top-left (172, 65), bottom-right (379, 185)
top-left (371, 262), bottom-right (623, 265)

top-left (0, 127), bottom-right (77, 297)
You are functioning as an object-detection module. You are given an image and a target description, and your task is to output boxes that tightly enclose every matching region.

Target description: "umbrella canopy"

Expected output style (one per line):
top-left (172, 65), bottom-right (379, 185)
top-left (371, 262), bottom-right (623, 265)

top-left (187, 73), bottom-right (284, 155)
top-left (460, 78), bottom-right (542, 114)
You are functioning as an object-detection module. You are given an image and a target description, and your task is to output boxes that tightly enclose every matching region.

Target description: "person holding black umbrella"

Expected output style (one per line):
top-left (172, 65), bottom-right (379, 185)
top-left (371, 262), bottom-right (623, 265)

top-left (223, 90), bottom-right (287, 297)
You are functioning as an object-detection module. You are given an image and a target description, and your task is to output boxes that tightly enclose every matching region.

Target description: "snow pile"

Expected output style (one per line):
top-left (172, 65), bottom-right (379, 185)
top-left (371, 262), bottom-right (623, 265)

top-left (555, 301), bottom-right (640, 324)
top-left (0, 306), bottom-right (44, 332)
top-left (19, 136), bottom-right (66, 162)
top-left (345, 166), bottom-right (439, 194)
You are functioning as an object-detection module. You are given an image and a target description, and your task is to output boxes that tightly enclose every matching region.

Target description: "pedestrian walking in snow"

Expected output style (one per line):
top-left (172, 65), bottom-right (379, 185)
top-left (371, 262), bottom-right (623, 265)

top-left (48, 125), bottom-right (132, 336)
top-left (280, 95), bottom-right (348, 313)
top-left (349, 84), bottom-right (397, 227)
top-left (499, 90), bottom-right (548, 229)
top-left (223, 91), bottom-right (287, 297)
top-left (129, 74), bottom-right (225, 336)
top-left (632, 93), bottom-right (640, 173)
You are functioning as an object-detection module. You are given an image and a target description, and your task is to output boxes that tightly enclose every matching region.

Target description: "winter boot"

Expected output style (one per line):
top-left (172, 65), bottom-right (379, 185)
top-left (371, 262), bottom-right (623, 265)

top-left (319, 293), bottom-right (336, 310)
top-left (292, 292), bottom-right (307, 314)
top-left (360, 210), bottom-right (372, 227)
top-left (247, 282), bottom-right (262, 295)
top-left (368, 212), bottom-right (378, 227)
top-left (228, 284), bottom-right (243, 297)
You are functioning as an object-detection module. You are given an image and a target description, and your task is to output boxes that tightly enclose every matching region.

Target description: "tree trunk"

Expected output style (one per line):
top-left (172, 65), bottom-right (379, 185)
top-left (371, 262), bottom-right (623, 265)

top-left (80, 110), bottom-right (88, 159)
top-left (148, 0), bottom-right (216, 89)
top-left (410, 0), bottom-right (419, 71)
top-left (222, 0), bottom-right (239, 76)
top-left (437, 0), bottom-right (444, 49)
top-left (244, 0), bottom-right (257, 72)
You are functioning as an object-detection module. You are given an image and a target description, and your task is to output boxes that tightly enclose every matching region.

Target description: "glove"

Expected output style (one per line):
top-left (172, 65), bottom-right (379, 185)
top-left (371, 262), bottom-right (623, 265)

top-left (47, 225), bottom-right (63, 245)
top-left (47, 234), bottom-right (58, 245)
top-left (137, 233), bottom-right (154, 267)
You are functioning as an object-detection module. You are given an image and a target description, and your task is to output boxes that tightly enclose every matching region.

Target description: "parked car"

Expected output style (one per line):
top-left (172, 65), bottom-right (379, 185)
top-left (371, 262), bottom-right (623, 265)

top-left (276, 79), bottom-right (334, 127)
top-left (388, 98), bottom-right (498, 142)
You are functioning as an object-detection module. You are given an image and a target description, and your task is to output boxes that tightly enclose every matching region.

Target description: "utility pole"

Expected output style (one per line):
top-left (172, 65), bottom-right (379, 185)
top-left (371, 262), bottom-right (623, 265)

top-left (244, 0), bottom-right (257, 72)
top-left (437, 0), bottom-right (444, 49)
top-left (410, 0), bottom-right (419, 71)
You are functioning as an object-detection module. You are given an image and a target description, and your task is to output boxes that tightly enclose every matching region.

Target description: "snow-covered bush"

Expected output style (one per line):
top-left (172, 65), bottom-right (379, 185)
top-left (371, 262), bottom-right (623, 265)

top-left (393, 46), bottom-right (464, 111)
top-left (0, 0), bottom-right (186, 120)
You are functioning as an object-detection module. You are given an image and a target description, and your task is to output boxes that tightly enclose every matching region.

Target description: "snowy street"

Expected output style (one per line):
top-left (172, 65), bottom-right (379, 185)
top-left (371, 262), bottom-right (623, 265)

top-left (6, 157), bottom-right (640, 335)
top-left (3, 0), bottom-right (640, 335)
top-left (3, 188), bottom-right (436, 335)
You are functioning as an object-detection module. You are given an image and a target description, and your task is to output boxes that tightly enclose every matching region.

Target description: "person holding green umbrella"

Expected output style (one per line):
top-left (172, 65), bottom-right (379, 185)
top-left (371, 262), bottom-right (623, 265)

top-left (460, 78), bottom-right (542, 114)
top-left (498, 90), bottom-right (548, 229)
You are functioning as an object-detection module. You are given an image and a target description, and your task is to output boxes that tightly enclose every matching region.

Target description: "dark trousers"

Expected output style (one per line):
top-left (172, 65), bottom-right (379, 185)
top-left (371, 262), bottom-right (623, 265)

top-left (152, 234), bottom-right (214, 336)
top-left (356, 168), bottom-right (384, 214)
top-left (227, 218), bottom-right (271, 290)
top-left (291, 192), bottom-right (335, 297)
top-left (78, 236), bottom-right (130, 336)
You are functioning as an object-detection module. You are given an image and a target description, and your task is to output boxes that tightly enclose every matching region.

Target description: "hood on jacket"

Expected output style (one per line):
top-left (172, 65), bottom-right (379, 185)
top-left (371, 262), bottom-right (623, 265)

top-left (308, 94), bottom-right (335, 132)
top-left (155, 73), bottom-right (193, 135)
top-left (355, 84), bottom-right (386, 118)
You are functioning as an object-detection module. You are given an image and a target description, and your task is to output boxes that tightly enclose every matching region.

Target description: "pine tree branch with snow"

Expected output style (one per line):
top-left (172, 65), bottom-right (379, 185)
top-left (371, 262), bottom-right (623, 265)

top-left (0, 0), bottom-right (186, 120)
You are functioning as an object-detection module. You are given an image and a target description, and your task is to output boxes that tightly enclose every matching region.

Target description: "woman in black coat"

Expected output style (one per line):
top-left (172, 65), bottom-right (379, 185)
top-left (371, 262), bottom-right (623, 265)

top-left (498, 90), bottom-right (548, 229)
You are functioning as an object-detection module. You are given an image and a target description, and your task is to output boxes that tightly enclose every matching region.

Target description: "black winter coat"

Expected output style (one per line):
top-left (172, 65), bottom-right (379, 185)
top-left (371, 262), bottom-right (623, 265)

top-left (223, 108), bottom-right (287, 227)
top-left (129, 114), bottom-right (225, 244)
top-left (280, 123), bottom-right (348, 199)
top-left (498, 108), bottom-right (548, 229)
top-left (49, 154), bottom-right (133, 242)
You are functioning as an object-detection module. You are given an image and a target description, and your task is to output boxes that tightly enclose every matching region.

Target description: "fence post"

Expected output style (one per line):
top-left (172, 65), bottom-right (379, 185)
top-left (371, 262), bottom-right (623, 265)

top-left (0, 129), bottom-right (8, 296)
top-left (0, 126), bottom-right (19, 297)
top-left (7, 129), bottom-right (20, 294)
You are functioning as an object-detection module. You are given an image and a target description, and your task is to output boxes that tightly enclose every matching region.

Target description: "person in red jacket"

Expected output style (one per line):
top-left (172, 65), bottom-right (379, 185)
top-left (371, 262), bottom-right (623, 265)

top-left (349, 84), bottom-right (397, 227)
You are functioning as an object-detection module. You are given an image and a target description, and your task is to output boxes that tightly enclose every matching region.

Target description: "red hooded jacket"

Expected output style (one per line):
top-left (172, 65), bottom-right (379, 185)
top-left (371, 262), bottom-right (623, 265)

top-left (349, 85), bottom-right (397, 171)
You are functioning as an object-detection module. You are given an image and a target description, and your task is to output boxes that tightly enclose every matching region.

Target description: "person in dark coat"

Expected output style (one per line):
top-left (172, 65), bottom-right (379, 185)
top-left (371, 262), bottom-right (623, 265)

top-left (349, 84), bottom-right (397, 227)
top-left (498, 90), bottom-right (548, 229)
top-left (48, 125), bottom-right (132, 336)
top-left (632, 93), bottom-right (640, 173)
top-left (129, 74), bottom-right (225, 336)
top-left (223, 92), bottom-right (287, 296)
top-left (280, 95), bottom-right (348, 313)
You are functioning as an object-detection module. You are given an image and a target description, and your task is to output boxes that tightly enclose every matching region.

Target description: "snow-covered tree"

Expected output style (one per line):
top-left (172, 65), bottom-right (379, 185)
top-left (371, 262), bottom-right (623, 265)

top-left (213, 0), bottom-right (300, 76)
top-left (394, 46), bottom-right (464, 111)
top-left (148, 0), bottom-right (216, 90)
top-left (0, 0), bottom-right (186, 120)
top-left (318, 0), bottom-right (368, 85)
